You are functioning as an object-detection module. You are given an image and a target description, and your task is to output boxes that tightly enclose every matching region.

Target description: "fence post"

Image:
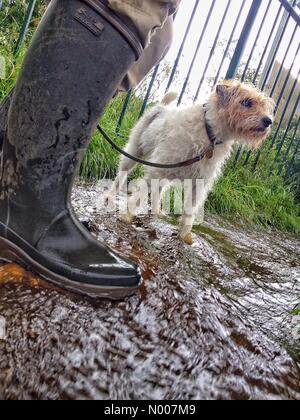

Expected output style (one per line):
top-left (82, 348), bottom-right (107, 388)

top-left (226, 0), bottom-right (262, 79)
top-left (14, 0), bottom-right (38, 55)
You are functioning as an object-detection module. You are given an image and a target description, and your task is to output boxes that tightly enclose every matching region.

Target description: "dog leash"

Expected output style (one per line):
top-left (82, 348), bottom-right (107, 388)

top-left (97, 107), bottom-right (223, 169)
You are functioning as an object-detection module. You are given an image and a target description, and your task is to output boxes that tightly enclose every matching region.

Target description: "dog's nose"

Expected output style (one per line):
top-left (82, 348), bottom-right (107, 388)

top-left (262, 117), bottom-right (273, 128)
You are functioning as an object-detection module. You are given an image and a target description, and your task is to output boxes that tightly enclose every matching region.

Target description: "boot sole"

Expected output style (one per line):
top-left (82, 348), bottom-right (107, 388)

top-left (0, 236), bottom-right (141, 300)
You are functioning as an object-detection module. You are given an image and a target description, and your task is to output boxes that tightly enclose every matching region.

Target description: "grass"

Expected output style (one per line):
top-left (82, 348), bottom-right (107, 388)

top-left (291, 305), bottom-right (300, 316)
top-left (0, 1), bottom-right (46, 97)
top-left (206, 162), bottom-right (300, 233)
top-left (0, 1), bottom-right (299, 235)
top-left (81, 93), bottom-right (145, 180)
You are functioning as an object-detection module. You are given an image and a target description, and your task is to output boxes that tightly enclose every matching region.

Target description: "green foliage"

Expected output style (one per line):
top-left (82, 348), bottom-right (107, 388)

top-left (81, 93), bottom-right (145, 180)
top-left (286, 152), bottom-right (300, 203)
top-left (205, 130), bottom-right (300, 234)
top-left (0, 0), bottom-right (46, 98)
top-left (291, 304), bottom-right (300, 316)
top-left (206, 160), bottom-right (300, 234)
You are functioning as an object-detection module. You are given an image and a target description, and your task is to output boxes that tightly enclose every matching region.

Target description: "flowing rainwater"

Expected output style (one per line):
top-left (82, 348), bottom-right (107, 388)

top-left (0, 182), bottom-right (299, 400)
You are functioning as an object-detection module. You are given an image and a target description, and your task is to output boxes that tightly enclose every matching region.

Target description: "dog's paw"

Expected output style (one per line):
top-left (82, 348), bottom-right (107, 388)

top-left (119, 213), bottom-right (135, 224)
top-left (178, 232), bottom-right (193, 245)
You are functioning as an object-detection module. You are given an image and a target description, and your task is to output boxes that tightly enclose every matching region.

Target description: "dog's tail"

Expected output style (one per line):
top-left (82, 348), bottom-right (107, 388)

top-left (161, 91), bottom-right (178, 106)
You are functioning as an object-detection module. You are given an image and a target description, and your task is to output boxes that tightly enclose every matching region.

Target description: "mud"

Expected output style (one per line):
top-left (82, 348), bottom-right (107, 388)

top-left (0, 181), bottom-right (299, 400)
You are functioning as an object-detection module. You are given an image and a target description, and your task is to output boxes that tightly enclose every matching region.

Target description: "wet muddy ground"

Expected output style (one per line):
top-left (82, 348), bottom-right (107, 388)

top-left (0, 181), bottom-right (299, 400)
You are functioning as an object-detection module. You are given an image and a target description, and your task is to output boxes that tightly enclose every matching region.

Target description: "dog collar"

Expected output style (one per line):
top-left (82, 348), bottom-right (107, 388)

top-left (204, 105), bottom-right (223, 159)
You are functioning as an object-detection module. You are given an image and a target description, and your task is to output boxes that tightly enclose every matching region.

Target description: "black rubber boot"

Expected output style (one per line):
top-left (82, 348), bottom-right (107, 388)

top-left (0, 0), bottom-right (143, 299)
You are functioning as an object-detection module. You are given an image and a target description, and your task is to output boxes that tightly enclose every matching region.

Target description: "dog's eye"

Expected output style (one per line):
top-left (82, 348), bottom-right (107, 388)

top-left (241, 99), bottom-right (253, 108)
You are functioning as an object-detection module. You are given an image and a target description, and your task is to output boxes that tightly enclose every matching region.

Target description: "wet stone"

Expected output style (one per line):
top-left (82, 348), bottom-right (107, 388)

top-left (0, 180), bottom-right (299, 400)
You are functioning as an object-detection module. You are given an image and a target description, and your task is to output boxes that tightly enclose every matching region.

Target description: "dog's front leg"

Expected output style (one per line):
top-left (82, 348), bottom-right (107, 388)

top-left (178, 181), bottom-right (198, 245)
top-left (178, 180), bottom-right (208, 245)
top-left (178, 214), bottom-right (196, 245)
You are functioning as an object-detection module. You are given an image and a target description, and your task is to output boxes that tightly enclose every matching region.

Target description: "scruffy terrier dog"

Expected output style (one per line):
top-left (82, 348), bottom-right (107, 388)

top-left (109, 80), bottom-right (274, 245)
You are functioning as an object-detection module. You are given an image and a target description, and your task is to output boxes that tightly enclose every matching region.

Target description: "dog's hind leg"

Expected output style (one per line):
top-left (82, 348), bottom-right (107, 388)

top-left (115, 155), bottom-right (137, 194)
top-left (179, 213), bottom-right (196, 246)
top-left (106, 158), bottom-right (136, 206)
top-left (106, 131), bottom-right (141, 205)
top-left (108, 105), bottom-right (161, 210)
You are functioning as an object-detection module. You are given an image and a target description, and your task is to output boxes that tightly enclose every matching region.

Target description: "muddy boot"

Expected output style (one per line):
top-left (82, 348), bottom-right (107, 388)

top-left (0, 0), bottom-right (143, 299)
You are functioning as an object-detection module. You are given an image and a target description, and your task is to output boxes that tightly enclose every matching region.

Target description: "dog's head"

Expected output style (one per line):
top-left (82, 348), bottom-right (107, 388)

top-left (213, 80), bottom-right (275, 147)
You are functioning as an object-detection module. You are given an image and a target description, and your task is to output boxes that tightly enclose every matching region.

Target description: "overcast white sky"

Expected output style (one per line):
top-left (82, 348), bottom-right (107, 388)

top-left (154, 0), bottom-right (299, 103)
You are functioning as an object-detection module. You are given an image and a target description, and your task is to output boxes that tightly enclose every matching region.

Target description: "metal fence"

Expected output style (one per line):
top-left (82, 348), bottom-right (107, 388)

top-left (2, 0), bottom-right (300, 181)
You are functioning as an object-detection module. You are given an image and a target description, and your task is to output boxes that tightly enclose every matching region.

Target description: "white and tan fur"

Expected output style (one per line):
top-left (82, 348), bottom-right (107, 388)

top-left (109, 80), bottom-right (274, 245)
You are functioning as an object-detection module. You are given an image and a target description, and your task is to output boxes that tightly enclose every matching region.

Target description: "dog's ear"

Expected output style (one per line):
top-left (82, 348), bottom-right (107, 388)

top-left (216, 84), bottom-right (231, 106)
